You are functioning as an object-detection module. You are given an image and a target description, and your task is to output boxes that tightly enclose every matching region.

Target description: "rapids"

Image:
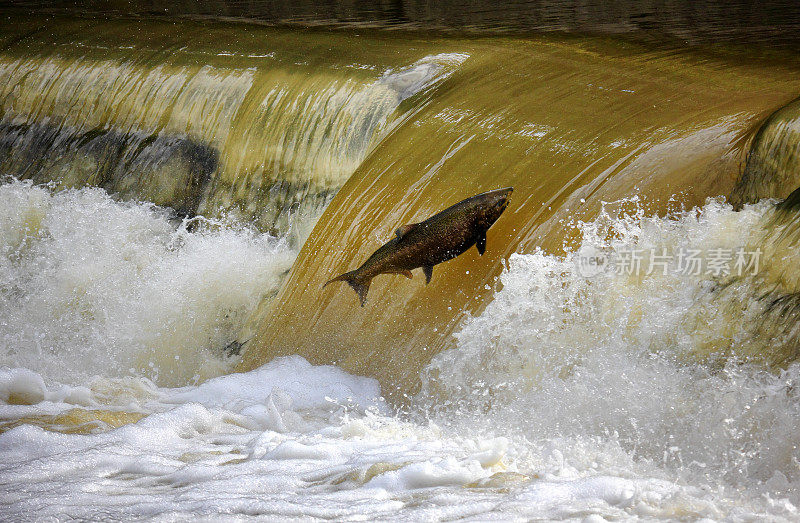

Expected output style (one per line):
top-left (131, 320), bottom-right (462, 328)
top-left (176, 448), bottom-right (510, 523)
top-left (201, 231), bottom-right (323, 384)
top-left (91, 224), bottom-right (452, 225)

top-left (2, 8), bottom-right (800, 522)
top-left (2, 184), bottom-right (799, 519)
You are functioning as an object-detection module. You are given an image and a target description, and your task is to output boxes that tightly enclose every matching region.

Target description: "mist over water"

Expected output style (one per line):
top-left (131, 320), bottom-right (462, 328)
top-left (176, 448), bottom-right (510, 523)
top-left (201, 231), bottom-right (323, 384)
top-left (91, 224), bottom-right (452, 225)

top-left (0, 179), bottom-right (295, 387)
top-left (422, 197), bottom-right (800, 508)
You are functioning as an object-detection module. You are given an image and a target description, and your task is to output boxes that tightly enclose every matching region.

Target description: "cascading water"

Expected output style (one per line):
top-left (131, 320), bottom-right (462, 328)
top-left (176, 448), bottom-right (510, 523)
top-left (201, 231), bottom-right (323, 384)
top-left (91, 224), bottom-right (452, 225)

top-left (242, 33), bottom-right (800, 398)
top-left (732, 97), bottom-right (800, 208)
top-left (0, 16), bottom-right (466, 241)
top-left (2, 10), bottom-right (800, 521)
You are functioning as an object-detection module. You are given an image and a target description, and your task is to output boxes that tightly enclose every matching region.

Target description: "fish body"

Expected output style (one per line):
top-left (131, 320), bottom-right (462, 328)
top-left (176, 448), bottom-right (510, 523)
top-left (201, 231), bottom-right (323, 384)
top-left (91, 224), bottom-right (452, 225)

top-left (325, 187), bottom-right (513, 306)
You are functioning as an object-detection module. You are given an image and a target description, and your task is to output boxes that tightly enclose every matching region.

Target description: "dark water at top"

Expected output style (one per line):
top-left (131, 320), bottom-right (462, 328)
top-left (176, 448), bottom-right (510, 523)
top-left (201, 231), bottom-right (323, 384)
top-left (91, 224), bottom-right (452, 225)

top-left (4, 0), bottom-right (800, 46)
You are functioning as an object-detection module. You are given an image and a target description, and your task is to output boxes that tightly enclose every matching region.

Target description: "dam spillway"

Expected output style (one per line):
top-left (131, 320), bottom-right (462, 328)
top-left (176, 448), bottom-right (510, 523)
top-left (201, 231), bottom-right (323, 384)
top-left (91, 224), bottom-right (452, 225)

top-left (0, 16), bottom-right (466, 240)
top-left (239, 33), bottom-right (800, 399)
top-left (2, 5), bottom-right (800, 520)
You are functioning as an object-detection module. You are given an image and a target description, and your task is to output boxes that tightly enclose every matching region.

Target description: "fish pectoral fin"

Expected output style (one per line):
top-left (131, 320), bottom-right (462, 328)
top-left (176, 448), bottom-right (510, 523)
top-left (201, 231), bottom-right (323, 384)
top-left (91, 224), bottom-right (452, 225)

top-left (395, 223), bottom-right (418, 239)
top-left (423, 265), bottom-right (433, 284)
top-left (476, 233), bottom-right (487, 255)
top-left (346, 279), bottom-right (371, 307)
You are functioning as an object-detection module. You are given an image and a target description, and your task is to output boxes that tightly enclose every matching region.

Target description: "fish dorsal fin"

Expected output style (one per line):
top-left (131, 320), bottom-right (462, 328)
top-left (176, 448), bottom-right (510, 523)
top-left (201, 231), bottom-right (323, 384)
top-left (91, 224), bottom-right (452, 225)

top-left (395, 223), bottom-right (418, 239)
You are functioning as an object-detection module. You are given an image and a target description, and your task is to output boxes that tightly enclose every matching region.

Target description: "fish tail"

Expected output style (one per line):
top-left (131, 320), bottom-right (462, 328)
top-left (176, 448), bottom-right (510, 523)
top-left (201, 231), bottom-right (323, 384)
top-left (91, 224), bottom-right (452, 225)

top-left (324, 270), bottom-right (371, 307)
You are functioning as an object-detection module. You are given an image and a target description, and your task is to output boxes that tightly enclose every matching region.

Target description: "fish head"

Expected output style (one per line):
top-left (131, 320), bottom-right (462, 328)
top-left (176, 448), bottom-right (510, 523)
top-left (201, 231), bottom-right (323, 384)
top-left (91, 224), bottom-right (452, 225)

top-left (479, 187), bottom-right (513, 226)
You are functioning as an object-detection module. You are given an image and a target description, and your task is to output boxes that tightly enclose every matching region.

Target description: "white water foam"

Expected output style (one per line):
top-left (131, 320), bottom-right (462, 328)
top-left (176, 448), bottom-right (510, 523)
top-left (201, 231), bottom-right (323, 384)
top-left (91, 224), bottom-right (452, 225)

top-left (423, 196), bottom-right (800, 515)
top-left (0, 180), bottom-right (295, 386)
top-left (379, 53), bottom-right (470, 102)
top-left (1, 187), bottom-right (799, 520)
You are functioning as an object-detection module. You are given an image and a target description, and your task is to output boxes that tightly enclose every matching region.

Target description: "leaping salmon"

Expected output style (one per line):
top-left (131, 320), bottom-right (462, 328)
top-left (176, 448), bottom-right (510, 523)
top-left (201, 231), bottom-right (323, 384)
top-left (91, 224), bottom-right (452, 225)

top-left (324, 187), bottom-right (513, 306)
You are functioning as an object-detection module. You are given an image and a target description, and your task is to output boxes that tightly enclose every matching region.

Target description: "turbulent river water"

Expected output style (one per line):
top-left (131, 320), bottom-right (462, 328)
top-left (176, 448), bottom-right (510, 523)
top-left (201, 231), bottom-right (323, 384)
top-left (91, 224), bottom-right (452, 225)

top-left (2, 11), bottom-right (800, 521)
